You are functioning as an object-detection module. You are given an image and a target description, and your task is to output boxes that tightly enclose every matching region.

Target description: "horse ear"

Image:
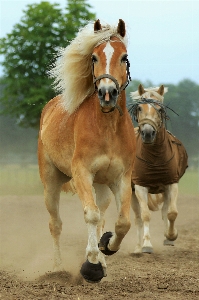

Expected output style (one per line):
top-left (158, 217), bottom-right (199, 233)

top-left (117, 19), bottom-right (126, 37)
top-left (138, 84), bottom-right (145, 96)
top-left (157, 85), bottom-right (165, 96)
top-left (94, 19), bottom-right (102, 32)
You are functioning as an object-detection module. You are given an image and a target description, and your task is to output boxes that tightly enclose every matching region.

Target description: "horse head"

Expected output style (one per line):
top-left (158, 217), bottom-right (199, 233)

top-left (129, 84), bottom-right (168, 143)
top-left (92, 19), bottom-right (131, 114)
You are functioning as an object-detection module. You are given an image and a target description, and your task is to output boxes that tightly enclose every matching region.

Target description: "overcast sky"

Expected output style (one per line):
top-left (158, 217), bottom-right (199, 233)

top-left (0, 0), bottom-right (199, 85)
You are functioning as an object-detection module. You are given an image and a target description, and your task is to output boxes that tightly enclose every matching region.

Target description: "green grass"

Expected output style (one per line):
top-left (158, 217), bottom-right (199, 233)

top-left (0, 165), bottom-right (198, 196)
top-left (0, 164), bottom-right (43, 196)
top-left (179, 169), bottom-right (199, 195)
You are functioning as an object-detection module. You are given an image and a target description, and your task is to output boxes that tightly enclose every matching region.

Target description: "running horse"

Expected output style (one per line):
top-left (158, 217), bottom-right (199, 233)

top-left (38, 19), bottom-right (136, 282)
top-left (128, 84), bottom-right (188, 254)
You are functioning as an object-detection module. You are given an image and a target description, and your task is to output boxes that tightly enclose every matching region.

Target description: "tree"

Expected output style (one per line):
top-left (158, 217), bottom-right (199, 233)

top-left (0, 1), bottom-right (96, 128)
top-left (164, 79), bottom-right (199, 158)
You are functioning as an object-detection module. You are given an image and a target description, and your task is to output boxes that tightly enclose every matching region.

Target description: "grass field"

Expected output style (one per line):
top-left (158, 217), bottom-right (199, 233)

top-left (0, 164), bottom-right (198, 196)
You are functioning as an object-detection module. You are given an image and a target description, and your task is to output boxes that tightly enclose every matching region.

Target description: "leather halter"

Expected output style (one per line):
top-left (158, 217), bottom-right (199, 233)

top-left (128, 98), bottom-right (172, 130)
top-left (92, 57), bottom-right (131, 116)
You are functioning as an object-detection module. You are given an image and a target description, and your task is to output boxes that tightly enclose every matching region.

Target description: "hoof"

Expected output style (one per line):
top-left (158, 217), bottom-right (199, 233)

top-left (142, 246), bottom-right (153, 254)
top-left (163, 239), bottom-right (174, 246)
top-left (98, 232), bottom-right (118, 256)
top-left (80, 260), bottom-right (104, 283)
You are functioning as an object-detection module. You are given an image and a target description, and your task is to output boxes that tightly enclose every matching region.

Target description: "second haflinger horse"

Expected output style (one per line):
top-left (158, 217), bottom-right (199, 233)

top-left (128, 84), bottom-right (188, 254)
top-left (38, 19), bottom-right (136, 283)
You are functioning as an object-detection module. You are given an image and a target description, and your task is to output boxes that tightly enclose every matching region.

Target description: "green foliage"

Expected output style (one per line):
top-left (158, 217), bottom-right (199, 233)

top-left (0, 0), bottom-right (96, 128)
top-left (164, 79), bottom-right (199, 158)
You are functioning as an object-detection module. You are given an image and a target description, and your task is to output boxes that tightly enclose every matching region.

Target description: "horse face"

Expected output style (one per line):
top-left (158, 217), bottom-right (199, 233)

top-left (137, 103), bottom-right (162, 144)
top-left (92, 19), bottom-right (128, 113)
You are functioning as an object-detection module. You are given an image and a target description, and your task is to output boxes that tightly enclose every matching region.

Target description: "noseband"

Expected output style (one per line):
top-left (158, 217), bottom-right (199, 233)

top-left (92, 57), bottom-right (131, 116)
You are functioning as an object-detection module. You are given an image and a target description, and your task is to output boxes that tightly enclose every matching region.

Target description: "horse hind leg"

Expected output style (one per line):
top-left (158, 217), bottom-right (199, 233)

top-left (42, 163), bottom-right (70, 271)
top-left (162, 183), bottom-right (178, 244)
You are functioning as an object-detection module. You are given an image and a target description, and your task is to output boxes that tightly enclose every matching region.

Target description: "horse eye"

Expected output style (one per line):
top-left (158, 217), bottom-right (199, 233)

top-left (138, 106), bottom-right (142, 112)
top-left (92, 55), bottom-right (98, 63)
top-left (121, 54), bottom-right (128, 63)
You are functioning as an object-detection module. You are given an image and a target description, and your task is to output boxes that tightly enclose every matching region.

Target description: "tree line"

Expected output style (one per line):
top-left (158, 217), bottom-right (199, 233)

top-left (0, 1), bottom-right (198, 162)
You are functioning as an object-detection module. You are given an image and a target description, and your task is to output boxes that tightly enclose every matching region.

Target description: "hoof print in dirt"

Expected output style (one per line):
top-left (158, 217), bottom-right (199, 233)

top-left (98, 232), bottom-right (118, 255)
top-left (80, 260), bottom-right (104, 283)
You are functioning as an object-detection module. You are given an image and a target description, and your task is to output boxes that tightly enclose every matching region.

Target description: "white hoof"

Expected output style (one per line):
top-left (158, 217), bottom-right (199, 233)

top-left (142, 246), bottom-right (153, 254)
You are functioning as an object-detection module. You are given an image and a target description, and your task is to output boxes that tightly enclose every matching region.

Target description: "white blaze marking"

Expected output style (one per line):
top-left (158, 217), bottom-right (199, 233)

top-left (103, 42), bottom-right (114, 75)
top-left (147, 103), bottom-right (152, 112)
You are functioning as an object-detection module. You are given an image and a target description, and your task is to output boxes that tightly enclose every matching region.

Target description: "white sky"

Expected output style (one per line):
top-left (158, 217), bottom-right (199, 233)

top-left (0, 0), bottom-right (199, 85)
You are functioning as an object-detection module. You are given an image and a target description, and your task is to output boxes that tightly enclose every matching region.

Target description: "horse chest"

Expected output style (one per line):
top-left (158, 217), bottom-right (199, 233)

top-left (92, 155), bottom-right (126, 184)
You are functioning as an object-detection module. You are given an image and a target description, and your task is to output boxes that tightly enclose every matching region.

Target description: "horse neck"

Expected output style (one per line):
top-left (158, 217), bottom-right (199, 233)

top-left (153, 125), bottom-right (166, 146)
top-left (140, 126), bottom-right (172, 161)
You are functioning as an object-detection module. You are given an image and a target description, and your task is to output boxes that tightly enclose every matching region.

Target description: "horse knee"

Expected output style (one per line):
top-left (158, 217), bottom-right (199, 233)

top-left (84, 207), bottom-right (100, 225)
top-left (141, 210), bottom-right (151, 222)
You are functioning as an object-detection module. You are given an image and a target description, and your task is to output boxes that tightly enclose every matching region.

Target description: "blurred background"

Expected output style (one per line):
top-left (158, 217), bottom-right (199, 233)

top-left (0, 0), bottom-right (198, 196)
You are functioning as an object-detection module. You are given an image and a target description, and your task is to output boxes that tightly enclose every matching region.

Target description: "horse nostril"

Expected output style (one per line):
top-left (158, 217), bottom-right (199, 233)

top-left (152, 130), bottom-right (156, 137)
top-left (98, 89), bottom-right (103, 97)
top-left (111, 88), bottom-right (118, 98)
top-left (141, 130), bottom-right (145, 137)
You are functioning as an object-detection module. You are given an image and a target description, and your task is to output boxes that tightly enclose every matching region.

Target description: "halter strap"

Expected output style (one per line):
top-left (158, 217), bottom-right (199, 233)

top-left (93, 74), bottom-right (120, 93)
top-left (101, 104), bottom-right (123, 116)
top-left (138, 118), bottom-right (161, 132)
top-left (91, 56), bottom-right (131, 116)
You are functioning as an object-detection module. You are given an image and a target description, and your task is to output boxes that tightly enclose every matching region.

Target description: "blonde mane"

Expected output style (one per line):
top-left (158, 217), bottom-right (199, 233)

top-left (49, 22), bottom-right (128, 114)
top-left (130, 86), bottom-right (168, 103)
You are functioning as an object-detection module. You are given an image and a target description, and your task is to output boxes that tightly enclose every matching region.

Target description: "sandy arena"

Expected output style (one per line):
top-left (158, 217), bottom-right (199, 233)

top-left (0, 192), bottom-right (199, 299)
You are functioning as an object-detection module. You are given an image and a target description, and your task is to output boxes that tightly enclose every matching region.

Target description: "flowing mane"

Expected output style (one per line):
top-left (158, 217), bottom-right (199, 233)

top-left (49, 22), bottom-right (128, 114)
top-left (130, 86), bottom-right (168, 103)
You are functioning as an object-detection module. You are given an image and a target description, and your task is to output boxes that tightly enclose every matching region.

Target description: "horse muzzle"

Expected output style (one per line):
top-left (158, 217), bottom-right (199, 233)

top-left (98, 86), bottom-right (118, 109)
top-left (140, 124), bottom-right (157, 144)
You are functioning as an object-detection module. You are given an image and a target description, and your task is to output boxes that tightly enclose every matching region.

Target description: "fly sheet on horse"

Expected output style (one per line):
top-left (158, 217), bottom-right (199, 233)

top-left (129, 85), bottom-right (188, 194)
top-left (38, 19), bottom-right (136, 283)
top-left (132, 125), bottom-right (188, 194)
top-left (128, 84), bottom-right (188, 254)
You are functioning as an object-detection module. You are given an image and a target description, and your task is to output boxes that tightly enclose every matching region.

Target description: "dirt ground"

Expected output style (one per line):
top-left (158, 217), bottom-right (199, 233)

top-left (0, 192), bottom-right (199, 300)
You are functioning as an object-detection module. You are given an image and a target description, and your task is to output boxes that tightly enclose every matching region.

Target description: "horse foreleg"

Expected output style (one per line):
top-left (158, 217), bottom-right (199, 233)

top-left (135, 185), bottom-right (153, 253)
top-left (100, 173), bottom-right (132, 254)
top-left (131, 191), bottom-right (143, 253)
top-left (94, 183), bottom-right (112, 276)
top-left (162, 183), bottom-right (178, 243)
top-left (72, 167), bottom-right (104, 283)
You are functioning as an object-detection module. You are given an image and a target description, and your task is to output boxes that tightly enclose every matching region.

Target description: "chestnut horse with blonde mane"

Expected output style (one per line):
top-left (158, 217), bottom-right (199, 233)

top-left (38, 19), bottom-right (136, 283)
top-left (128, 84), bottom-right (188, 254)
